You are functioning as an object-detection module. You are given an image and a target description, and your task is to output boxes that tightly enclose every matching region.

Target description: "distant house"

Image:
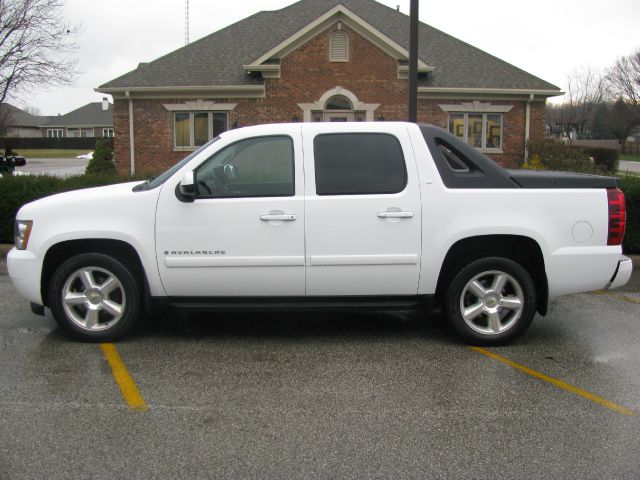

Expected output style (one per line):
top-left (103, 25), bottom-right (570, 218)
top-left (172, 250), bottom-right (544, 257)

top-left (97, 0), bottom-right (561, 175)
top-left (0, 103), bottom-right (48, 138)
top-left (43, 99), bottom-right (114, 138)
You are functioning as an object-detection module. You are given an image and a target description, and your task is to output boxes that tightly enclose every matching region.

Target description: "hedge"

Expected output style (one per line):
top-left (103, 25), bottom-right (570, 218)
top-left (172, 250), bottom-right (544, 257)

top-left (0, 174), bottom-right (141, 242)
top-left (0, 137), bottom-right (113, 150)
top-left (619, 174), bottom-right (640, 254)
top-left (576, 146), bottom-right (619, 173)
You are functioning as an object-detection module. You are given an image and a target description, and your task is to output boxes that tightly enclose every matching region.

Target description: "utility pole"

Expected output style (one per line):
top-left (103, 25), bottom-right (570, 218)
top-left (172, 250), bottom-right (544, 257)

top-left (185, 0), bottom-right (190, 45)
top-left (408, 0), bottom-right (419, 123)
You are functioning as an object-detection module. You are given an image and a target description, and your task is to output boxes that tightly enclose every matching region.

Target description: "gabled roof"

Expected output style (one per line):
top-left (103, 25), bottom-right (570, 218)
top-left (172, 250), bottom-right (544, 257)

top-left (45, 102), bottom-right (113, 127)
top-left (98, 0), bottom-right (560, 94)
top-left (0, 103), bottom-right (44, 128)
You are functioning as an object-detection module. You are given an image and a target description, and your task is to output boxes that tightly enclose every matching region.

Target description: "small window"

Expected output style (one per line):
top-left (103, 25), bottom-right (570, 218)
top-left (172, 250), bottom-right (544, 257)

top-left (314, 133), bottom-right (406, 195)
top-left (174, 112), bottom-right (227, 148)
top-left (47, 129), bottom-right (64, 138)
top-left (437, 142), bottom-right (470, 172)
top-left (448, 113), bottom-right (503, 150)
top-left (103, 128), bottom-right (114, 138)
top-left (325, 95), bottom-right (352, 110)
top-left (330, 31), bottom-right (349, 62)
top-left (195, 136), bottom-right (294, 198)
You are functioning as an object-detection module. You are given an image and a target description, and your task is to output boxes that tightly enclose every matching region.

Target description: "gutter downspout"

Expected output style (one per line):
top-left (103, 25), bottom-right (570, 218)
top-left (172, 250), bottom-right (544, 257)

top-left (524, 93), bottom-right (534, 162)
top-left (126, 91), bottom-right (135, 176)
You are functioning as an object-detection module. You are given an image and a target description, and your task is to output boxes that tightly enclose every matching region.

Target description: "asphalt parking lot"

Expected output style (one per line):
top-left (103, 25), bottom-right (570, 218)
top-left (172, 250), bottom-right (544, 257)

top-left (1, 253), bottom-right (639, 479)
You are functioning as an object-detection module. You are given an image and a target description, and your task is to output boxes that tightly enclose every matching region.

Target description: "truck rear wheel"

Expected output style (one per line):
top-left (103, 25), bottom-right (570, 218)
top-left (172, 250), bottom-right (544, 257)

top-left (48, 253), bottom-right (141, 342)
top-left (445, 257), bottom-right (536, 345)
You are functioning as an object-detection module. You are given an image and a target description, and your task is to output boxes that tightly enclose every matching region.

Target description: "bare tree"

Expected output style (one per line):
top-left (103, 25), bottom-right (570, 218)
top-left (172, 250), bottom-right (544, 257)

top-left (0, 0), bottom-right (79, 108)
top-left (558, 66), bottom-right (609, 135)
top-left (608, 48), bottom-right (640, 119)
top-left (21, 104), bottom-right (40, 115)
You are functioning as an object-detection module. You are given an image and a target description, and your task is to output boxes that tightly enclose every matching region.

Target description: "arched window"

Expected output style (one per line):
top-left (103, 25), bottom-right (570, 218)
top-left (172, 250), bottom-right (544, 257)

top-left (325, 95), bottom-right (352, 110)
top-left (330, 31), bottom-right (349, 62)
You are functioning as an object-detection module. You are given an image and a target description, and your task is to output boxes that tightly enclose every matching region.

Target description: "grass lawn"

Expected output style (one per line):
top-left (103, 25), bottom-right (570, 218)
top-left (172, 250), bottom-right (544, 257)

top-left (7, 149), bottom-right (92, 159)
top-left (620, 153), bottom-right (640, 162)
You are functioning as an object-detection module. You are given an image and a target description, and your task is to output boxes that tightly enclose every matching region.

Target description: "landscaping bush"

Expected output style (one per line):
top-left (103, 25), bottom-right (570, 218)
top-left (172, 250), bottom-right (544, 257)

top-left (576, 146), bottom-right (619, 173)
top-left (0, 174), bottom-right (140, 242)
top-left (619, 174), bottom-right (640, 254)
top-left (85, 138), bottom-right (116, 175)
top-left (526, 139), bottom-right (601, 174)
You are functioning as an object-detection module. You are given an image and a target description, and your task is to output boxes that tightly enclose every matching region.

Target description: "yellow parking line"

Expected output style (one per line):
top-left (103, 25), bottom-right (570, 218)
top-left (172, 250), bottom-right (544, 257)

top-left (470, 346), bottom-right (636, 417)
top-left (100, 343), bottom-right (148, 412)
top-left (592, 290), bottom-right (640, 305)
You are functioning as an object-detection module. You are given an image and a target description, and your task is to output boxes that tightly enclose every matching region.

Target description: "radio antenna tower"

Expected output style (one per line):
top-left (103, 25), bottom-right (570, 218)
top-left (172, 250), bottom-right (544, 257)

top-left (184, 0), bottom-right (190, 45)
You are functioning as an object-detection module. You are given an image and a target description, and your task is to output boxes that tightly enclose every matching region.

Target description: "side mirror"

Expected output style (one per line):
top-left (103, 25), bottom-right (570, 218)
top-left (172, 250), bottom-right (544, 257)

top-left (176, 170), bottom-right (196, 202)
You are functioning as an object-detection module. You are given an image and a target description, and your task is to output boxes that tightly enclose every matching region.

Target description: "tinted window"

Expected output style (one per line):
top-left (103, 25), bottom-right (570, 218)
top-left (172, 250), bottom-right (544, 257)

top-left (195, 136), bottom-right (294, 198)
top-left (314, 133), bottom-right (406, 195)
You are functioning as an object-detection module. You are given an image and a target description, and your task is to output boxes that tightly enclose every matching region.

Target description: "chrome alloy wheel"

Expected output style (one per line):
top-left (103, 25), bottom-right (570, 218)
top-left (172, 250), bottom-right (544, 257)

top-left (459, 270), bottom-right (524, 335)
top-left (61, 267), bottom-right (126, 331)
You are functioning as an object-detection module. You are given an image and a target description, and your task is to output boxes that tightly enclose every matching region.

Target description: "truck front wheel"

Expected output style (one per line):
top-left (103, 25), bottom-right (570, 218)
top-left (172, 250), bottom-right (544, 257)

top-left (445, 257), bottom-right (536, 345)
top-left (48, 253), bottom-right (141, 342)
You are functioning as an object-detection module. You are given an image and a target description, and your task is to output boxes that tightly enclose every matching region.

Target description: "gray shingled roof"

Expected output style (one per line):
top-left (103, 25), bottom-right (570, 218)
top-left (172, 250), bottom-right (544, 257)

top-left (45, 102), bottom-right (113, 127)
top-left (100, 0), bottom-right (559, 92)
top-left (0, 103), bottom-right (44, 127)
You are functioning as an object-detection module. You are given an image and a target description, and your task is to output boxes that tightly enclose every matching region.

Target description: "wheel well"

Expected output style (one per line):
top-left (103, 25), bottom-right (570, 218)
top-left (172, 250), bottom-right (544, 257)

top-left (41, 239), bottom-right (146, 307)
top-left (435, 235), bottom-right (548, 315)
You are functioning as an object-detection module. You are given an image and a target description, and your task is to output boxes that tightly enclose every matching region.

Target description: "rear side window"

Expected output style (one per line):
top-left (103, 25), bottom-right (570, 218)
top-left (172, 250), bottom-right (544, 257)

top-left (313, 133), bottom-right (407, 195)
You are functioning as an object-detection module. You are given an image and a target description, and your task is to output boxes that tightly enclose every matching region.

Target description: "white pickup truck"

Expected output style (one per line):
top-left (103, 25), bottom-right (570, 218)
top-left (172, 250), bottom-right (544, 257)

top-left (8, 122), bottom-right (632, 344)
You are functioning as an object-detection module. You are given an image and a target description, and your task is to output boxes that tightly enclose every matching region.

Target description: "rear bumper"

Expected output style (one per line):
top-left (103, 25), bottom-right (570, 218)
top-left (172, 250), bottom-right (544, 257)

top-left (606, 256), bottom-right (633, 290)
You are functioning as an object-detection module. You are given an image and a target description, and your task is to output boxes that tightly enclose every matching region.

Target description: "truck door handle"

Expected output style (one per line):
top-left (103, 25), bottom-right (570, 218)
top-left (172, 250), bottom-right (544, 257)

top-left (260, 213), bottom-right (297, 221)
top-left (377, 211), bottom-right (414, 218)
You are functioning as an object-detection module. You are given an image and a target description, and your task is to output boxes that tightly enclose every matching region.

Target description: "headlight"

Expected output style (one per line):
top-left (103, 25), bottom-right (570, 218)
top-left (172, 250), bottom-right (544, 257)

top-left (14, 220), bottom-right (33, 250)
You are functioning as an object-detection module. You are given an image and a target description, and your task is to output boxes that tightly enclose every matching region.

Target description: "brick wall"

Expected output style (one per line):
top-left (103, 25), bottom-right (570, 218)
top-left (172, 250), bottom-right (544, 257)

top-left (113, 25), bottom-right (546, 174)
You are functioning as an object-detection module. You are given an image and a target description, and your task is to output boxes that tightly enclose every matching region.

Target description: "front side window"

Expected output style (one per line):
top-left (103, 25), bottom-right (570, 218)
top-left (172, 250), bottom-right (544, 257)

top-left (448, 113), bottom-right (502, 150)
top-left (195, 136), bottom-right (294, 198)
top-left (103, 128), bottom-right (114, 138)
top-left (174, 112), bottom-right (227, 148)
top-left (314, 133), bottom-right (407, 195)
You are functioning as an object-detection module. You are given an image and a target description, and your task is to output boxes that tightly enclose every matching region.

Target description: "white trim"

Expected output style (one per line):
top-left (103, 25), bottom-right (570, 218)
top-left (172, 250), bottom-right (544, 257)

top-left (163, 100), bottom-right (237, 112)
top-left (297, 87), bottom-right (380, 122)
top-left (96, 85), bottom-right (265, 99)
top-left (420, 87), bottom-right (563, 97)
top-left (439, 101), bottom-right (513, 113)
top-left (247, 5), bottom-right (430, 68)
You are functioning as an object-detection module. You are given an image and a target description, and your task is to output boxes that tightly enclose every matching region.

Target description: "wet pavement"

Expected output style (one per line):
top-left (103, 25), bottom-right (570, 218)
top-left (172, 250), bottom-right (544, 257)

top-left (0, 257), bottom-right (639, 479)
top-left (14, 157), bottom-right (88, 177)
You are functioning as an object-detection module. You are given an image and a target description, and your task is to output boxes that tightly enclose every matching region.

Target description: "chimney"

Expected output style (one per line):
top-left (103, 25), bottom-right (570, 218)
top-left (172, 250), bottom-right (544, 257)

top-left (396, 5), bottom-right (400, 11)
top-left (102, 97), bottom-right (109, 111)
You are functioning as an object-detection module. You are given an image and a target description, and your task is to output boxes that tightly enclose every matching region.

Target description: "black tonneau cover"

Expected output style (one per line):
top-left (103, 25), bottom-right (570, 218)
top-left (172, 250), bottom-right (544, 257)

top-left (507, 169), bottom-right (618, 189)
top-left (418, 124), bottom-right (618, 190)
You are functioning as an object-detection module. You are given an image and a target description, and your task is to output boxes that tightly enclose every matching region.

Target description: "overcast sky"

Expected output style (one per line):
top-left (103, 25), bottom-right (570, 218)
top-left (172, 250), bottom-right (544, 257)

top-left (19, 0), bottom-right (640, 115)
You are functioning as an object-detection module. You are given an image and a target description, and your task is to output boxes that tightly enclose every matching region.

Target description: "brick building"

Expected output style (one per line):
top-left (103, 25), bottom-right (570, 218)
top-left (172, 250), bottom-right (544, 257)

top-left (97, 0), bottom-right (561, 175)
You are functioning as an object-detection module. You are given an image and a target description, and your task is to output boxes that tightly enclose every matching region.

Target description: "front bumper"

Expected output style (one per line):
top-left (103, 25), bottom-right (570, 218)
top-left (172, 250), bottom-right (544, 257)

top-left (7, 247), bottom-right (43, 305)
top-left (606, 256), bottom-right (633, 290)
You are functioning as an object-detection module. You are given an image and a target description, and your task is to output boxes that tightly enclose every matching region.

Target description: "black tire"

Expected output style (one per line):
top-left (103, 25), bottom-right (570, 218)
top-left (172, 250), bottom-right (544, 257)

top-left (48, 253), bottom-right (141, 342)
top-left (444, 257), bottom-right (536, 345)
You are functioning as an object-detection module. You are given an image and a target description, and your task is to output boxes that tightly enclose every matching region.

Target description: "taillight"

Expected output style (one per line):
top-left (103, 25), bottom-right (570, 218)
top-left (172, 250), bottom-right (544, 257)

top-left (607, 188), bottom-right (626, 246)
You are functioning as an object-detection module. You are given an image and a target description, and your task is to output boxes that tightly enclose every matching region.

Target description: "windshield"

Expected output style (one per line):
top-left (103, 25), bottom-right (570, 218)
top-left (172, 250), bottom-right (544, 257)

top-left (134, 136), bottom-right (221, 191)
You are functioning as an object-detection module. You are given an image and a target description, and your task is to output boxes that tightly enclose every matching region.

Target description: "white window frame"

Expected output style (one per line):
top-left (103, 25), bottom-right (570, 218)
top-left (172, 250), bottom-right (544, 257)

top-left (47, 128), bottom-right (64, 138)
top-left (448, 113), bottom-right (503, 152)
top-left (173, 111), bottom-right (228, 151)
top-left (103, 128), bottom-right (114, 138)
